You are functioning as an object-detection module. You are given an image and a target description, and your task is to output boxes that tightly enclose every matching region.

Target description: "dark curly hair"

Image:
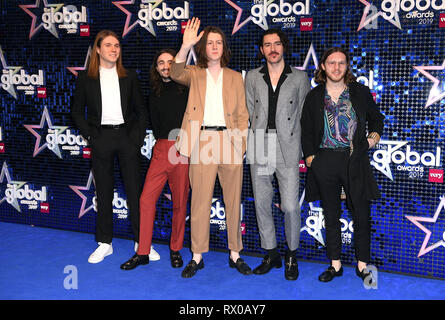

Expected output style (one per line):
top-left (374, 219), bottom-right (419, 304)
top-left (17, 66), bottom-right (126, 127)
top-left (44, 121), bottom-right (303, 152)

top-left (149, 48), bottom-right (185, 97)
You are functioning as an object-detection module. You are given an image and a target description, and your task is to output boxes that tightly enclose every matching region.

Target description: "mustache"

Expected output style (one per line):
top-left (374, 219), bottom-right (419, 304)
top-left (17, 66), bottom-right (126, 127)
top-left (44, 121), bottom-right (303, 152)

top-left (268, 52), bottom-right (280, 56)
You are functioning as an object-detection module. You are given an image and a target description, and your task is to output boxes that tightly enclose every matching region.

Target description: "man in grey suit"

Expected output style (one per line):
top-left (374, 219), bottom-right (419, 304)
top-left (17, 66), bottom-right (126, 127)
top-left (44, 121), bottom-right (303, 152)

top-left (245, 29), bottom-right (311, 280)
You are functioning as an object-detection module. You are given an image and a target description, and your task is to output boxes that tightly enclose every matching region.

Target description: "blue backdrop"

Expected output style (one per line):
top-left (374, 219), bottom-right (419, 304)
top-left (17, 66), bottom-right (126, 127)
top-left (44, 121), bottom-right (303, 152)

top-left (1, 0), bottom-right (444, 279)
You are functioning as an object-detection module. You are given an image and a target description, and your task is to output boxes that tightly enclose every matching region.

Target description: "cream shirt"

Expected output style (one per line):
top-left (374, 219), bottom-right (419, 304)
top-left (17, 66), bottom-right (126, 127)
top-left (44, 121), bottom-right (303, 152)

top-left (202, 68), bottom-right (226, 126)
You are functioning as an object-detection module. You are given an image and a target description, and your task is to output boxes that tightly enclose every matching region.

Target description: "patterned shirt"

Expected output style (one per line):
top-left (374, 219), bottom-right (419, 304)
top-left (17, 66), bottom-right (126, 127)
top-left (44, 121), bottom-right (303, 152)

top-left (320, 87), bottom-right (357, 148)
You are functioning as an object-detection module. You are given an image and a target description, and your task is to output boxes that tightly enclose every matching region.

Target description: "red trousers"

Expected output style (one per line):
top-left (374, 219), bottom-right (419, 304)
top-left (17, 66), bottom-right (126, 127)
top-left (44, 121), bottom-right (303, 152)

top-left (137, 139), bottom-right (189, 255)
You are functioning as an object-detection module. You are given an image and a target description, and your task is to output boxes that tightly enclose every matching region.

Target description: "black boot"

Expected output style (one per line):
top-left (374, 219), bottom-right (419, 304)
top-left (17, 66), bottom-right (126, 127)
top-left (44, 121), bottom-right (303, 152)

top-left (253, 249), bottom-right (282, 275)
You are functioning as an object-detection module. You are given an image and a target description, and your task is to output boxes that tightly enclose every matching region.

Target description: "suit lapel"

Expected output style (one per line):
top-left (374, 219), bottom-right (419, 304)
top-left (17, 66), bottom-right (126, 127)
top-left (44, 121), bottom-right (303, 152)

top-left (197, 67), bottom-right (207, 112)
top-left (119, 76), bottom-right (127, 117)
top-left (92, 76), bottom-right (102, 120)
top-left (348, 83), bottom-right (364, 123)
top-left (259, 73), bottom-right (270, 117)
top-left (222, 68), bottom-right (231, 114)
top-left (275, 74), bottom-right (290, 118)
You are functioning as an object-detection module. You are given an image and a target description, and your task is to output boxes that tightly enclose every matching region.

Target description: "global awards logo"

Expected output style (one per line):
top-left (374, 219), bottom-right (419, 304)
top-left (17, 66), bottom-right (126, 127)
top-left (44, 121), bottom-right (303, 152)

top-left (0, 46), bottom-right (45, 99)
top-left (24, 106), bottom-right (88, 158)
top-left (0, 162), bottom-right (49, 213)
top-left (19, 1), bottom-right (89, 39)
top-left (113, 0), bottom-right (190, 37)
top-left (300, 201), bottom-right (355, 247)
top-left (225, 0), bottom-right (311, 34)
top-left (371, 140), bottom-right (442, 181)
top-left (357, 0), bottom-right (445, 30)
top-left (209, 198), bottom-right (246, 235)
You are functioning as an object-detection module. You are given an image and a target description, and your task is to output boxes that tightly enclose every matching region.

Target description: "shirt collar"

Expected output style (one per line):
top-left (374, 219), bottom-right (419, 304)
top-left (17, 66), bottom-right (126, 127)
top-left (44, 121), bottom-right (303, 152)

top-left (259, 62), bottom-right (292, 75)
top-left (99, 65), bottom-right (117, 75)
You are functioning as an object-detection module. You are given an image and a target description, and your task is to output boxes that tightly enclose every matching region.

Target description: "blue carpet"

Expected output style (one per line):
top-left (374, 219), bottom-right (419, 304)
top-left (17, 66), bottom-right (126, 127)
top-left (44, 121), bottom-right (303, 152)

top-left (0, 221), bottom-right (443, 300)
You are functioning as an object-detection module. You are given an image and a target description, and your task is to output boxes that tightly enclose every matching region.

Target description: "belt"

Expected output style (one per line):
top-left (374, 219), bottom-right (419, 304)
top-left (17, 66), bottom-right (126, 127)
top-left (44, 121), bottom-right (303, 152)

top-left (101, 123), bottom-right (126, 129)
top-left (319, 147), bottom-right (350, 152)
top-left (201, 126), bottom-right (227, 131)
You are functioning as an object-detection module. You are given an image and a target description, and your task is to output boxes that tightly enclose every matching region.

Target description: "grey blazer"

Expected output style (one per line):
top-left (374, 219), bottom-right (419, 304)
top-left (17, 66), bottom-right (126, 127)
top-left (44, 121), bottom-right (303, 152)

top-left (245, 64), bottom-right (311, 167)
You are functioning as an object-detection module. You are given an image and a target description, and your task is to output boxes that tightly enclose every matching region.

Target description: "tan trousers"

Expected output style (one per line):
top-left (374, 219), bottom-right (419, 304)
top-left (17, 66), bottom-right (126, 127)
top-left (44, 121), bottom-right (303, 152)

top-left (189, 130), bottom-right (244, 254)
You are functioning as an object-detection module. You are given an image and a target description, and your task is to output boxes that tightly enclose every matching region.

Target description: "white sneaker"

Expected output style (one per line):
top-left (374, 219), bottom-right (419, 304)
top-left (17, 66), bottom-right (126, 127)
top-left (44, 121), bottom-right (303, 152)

top-left (134, 242), bottom-right (160, 261)
top-left (88, 242), bottom-right (113, 263)
top-left (149, 246), bottom-right (160, 261)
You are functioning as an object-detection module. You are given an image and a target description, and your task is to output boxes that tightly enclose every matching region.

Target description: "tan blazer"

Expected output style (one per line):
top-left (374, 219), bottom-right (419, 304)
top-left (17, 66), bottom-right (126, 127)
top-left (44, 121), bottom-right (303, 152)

top-left (170, 61), bottom-right (249, 159)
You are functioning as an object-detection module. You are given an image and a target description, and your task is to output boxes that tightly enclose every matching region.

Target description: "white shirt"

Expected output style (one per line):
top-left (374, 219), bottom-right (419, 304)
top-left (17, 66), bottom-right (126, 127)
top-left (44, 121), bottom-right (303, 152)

top-left (99, 66), bottom-right (124, 125)
top-left (203, 68), bottom-right (226, 126)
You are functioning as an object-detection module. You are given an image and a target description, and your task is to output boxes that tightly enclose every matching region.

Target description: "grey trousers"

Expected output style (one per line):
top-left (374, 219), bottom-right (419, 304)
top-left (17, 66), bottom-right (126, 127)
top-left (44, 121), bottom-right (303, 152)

top-left (250, 135), bottom-right (301, 251)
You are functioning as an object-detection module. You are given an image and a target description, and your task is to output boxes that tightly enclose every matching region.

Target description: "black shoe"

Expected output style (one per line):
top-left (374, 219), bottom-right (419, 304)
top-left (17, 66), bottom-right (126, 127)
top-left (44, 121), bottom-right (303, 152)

top-left (120, 254), bottom-right (149, 270)
top-left (170, 250), bottom-right (183, 268)
top-left (181, 259), bottom-right (204, 278)
top-left (253, 254), bottom-right (282, 275)
top-left (356, 265), bottom-right (374, 283)
top-left (318, 265), bottom-right (343, 282)
top-left (229, 257), bottom-right (252, 275)
top-left (284, 253), bottom-right (299, 280)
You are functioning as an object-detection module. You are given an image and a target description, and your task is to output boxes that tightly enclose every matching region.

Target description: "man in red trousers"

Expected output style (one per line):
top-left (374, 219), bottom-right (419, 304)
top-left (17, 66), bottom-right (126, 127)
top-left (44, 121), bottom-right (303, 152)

top-left (120, 49), bottom-right (189, 270)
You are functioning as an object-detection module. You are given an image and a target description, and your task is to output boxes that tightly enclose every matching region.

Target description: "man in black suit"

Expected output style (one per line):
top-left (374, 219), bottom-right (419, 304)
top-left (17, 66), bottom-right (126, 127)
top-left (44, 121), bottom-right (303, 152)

top-left (71, 30), bottom-right (148, 263)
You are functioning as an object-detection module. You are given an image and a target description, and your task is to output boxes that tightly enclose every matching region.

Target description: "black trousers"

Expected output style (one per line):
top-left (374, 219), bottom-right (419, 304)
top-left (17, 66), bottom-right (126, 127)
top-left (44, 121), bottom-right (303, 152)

top-left (91, 127), bottom-right (142, 244)
top-left (311, 148), bottom-right (371, 263)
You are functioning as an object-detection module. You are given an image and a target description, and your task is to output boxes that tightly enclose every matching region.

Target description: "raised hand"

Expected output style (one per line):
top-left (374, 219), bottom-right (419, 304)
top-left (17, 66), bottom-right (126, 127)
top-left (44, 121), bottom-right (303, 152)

top-left (182, 17), bottom-right (204, 49)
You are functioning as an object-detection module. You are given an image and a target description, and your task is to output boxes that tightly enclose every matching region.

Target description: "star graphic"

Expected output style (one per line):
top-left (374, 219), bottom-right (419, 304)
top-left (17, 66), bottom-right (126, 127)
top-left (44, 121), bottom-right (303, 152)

top-left (370, 140), bottom-right (408, 181)
top-left (357, 0), bottom-right (401, 31)
top-left (406, 196), bottom-right (445, 257)
top-left (112, 0), bottom-right (161, 37)
top-left (225, 0), bottom-right (273, 35)
top-left (0, 46), bottom-right (20, 99)
top-left (66, 46), bottom-right (92, 77)
top-left (186, 46), bottom-right (197, 65)
top-left (0, 162), bottom-right (27, 212)
top-left (295, 43), bottom-right (319, 71)
top-left (69, 171), bottom-right (96, 218)
top-left (23, 106), bottom-right (68, 158)
top-left (413, 59), bottom-right (445, 108)
top-left (19, 0), bottom-right (62, 39)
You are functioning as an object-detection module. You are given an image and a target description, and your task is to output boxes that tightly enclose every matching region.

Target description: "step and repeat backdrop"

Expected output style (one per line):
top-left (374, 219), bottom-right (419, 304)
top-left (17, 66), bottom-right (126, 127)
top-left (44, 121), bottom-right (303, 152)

top-left (1, 0), bottom-right (444, 279)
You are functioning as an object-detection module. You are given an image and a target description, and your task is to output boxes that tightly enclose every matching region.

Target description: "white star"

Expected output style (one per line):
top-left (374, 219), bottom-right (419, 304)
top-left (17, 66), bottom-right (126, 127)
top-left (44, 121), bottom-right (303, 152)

top-left (295, 43), bottom-right (319, 71)
top-left (413, 59), bottom-right (445, 108)
top-left (406, 196), bottom-right (445, 257)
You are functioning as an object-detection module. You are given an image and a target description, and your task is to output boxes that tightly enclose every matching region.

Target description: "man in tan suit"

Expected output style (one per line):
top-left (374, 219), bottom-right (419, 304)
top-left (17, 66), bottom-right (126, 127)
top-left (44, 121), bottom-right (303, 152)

top-left (170, 17), bottom-right (251, 278)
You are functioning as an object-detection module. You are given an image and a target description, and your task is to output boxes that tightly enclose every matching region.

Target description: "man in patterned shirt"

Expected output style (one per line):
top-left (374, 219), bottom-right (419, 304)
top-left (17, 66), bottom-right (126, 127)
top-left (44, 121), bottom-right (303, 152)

top-left (301, 47), bottom-right (384, 284)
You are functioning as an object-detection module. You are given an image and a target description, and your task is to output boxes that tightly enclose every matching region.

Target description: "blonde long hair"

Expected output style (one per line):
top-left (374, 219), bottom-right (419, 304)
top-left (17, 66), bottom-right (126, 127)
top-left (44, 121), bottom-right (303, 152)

top-left (87, 30), bottom-right (127, 79)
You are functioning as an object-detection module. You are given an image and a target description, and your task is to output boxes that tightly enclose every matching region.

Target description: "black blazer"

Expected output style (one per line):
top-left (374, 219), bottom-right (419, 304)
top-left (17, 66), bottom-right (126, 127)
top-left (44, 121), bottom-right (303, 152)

top-left (71, 69), bottom-right (148, 147)
top-left (301, 81), bottom-right (384, 207)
